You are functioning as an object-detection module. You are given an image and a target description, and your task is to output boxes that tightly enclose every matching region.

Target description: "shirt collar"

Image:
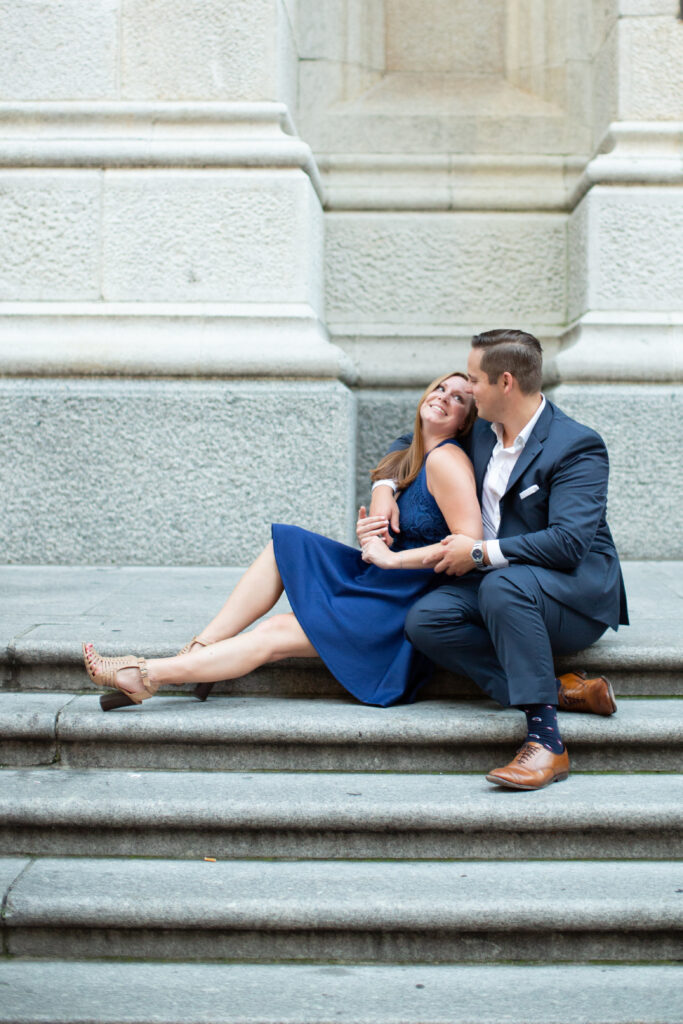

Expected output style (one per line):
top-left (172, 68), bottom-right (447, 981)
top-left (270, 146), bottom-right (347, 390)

top-left (490, 395), bottom-right (546, 452)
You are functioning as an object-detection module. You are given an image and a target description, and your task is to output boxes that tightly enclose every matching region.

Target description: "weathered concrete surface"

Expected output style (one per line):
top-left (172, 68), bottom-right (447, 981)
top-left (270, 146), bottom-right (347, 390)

top-left (550, 384), bottom-right (683, 560)
top-left (0, 171), bottom-right (102, 300)
top-left (1, 768), bottom-right (681, 860)
top-left (0, 962), bottom-right (680, 1024)
top-left (3, 857), bottom-right (681, 962)
top-left (0, 692), bottom-right (74, 766)
top-left (119, 0), bottom-right (292, 103)
top-left (567, 187), bottom-right (683, 319)
top-left (0, 0), bottom-right (119, 100)
top-left (325, 212), bottom-right (567, 328)
top-left (0, 856), bottom-right (29, 906)
top-left (102, 171), bottom-right (323, 308)
top-left (0, 694), bottom-right (679, 773)
top-left (1, 562), bottom-right (680, 695)
top-left (0, 379), bottom-right (356, 565)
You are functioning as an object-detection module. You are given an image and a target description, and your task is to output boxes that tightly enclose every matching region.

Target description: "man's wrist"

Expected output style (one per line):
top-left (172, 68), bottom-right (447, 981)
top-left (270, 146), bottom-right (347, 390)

top-left (484, 539), bottom-right (509, 568)
top-left (470, 541), bottom-right (486, 568)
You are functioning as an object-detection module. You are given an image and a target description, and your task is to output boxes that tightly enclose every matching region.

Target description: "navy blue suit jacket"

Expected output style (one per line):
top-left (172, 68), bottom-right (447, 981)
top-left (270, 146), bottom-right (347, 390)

top-left (390, 400), bottom-right (628, 630)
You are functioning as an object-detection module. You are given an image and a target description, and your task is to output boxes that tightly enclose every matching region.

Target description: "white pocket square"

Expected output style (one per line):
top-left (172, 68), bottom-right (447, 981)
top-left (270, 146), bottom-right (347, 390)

top-left (520, 484), bottom-right (540, 500)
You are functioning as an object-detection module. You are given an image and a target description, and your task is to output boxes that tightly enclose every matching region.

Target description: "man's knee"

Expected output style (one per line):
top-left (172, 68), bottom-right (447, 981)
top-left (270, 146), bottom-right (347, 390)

top-left (405, 588), bottom-right (476, 648)
top-left (478, 567), bottom-right (540, 619)
top-left (405, 598), bottom-right (438, 647)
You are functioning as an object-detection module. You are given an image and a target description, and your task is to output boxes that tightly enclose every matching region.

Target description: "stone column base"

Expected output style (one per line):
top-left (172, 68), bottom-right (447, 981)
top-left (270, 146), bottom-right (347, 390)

top-left (0, 378), bottom-right (356, 565)
top-left (549, 383), bottom-right (681, 560)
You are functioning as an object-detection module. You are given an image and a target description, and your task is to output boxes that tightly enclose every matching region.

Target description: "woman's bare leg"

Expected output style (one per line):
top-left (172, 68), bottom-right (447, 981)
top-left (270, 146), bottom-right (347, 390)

top-left (93, 613), bottom-right (316, 697)
top-left (194, 541), bottom-right (284, 645)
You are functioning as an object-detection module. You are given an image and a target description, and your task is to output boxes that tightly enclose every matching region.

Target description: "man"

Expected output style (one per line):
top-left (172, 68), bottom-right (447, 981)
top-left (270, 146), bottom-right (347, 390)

top-left (369, 329), bottom-right (628, 791)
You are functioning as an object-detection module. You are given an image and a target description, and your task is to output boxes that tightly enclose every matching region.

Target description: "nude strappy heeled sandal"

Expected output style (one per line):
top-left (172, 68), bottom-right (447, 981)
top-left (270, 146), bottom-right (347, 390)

top-left (82, 643), bottom-right (158, 712)
top-left (177, 635), bottom-right (210, 657)
top-left (177, 635), bottom-right (216, 702)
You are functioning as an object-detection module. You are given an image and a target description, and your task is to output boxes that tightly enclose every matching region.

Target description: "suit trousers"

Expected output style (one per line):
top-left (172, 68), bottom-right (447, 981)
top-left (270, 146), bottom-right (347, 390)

top-left (405, 565), bottom-right (608, 706)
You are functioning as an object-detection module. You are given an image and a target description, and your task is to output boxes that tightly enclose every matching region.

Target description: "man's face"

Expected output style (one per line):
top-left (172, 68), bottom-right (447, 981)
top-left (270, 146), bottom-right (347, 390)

top-left (466, 348), bottom-right (503, 422)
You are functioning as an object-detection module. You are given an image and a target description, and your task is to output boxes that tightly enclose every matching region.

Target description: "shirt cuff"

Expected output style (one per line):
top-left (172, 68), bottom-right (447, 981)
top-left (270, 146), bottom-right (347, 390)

top-left (485, 539), bottom-right (509, 568)
top-left (371, 478), bottom-right (397, 493)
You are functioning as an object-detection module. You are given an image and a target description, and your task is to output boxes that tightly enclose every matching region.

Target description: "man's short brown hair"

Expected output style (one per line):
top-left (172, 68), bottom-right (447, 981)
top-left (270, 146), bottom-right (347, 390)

top-left (471, 329), bottom-right (543, 394)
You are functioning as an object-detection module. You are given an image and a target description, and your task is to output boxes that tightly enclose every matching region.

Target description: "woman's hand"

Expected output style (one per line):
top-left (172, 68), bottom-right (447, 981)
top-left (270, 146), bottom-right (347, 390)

top-left (361, 536), bottom-right (400, 570)
top-left (356, 506), bottom-right (393, 547)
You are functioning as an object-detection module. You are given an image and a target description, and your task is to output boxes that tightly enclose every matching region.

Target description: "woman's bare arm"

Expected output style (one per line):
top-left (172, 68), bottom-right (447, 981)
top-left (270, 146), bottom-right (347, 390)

top-left (361, 537), bottom-right (445, 570)
top-left (425, 444), bottom-right (482, 538)
top-left (361, 445), bottom-right (482, 570)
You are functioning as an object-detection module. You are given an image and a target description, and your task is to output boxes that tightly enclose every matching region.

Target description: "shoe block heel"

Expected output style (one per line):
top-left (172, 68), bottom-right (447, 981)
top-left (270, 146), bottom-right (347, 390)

top-left (100, 690), bottom-right (137, 712)
top-left (194, 682), bottom-right (215, 702)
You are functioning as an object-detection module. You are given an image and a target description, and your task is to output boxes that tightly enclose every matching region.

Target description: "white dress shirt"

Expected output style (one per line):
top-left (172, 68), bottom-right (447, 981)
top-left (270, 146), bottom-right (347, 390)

top-left (483, 396), bottom-right (546, 568)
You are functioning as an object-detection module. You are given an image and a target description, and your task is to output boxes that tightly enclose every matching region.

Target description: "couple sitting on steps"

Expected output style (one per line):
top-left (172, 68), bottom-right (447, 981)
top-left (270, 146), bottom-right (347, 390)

top-left (84, 329), bottom-right (628, 792)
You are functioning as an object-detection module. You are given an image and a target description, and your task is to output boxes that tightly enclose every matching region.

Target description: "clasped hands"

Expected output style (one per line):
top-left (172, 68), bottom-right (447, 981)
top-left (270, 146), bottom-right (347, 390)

top-left (356, 505), bottom-right (399, 569)
top-left (422, 533), bottom-right (479, 575)
top-left (356, 503), bottom-right (477, 575)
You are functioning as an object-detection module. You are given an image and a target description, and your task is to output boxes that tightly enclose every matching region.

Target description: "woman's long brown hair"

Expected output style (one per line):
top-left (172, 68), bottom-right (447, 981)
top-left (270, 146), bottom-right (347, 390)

top-left (370, 371), bottom-right (477, 494)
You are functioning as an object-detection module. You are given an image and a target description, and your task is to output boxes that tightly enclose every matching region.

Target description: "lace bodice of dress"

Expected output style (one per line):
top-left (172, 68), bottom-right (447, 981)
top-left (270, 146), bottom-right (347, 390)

top-left (391, 439), bottom-right (461, 551)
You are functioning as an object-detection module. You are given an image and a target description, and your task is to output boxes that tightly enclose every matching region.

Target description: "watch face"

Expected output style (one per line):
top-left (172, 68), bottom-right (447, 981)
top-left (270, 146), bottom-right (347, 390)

top-left (472, 545), bottom-right (484, 562)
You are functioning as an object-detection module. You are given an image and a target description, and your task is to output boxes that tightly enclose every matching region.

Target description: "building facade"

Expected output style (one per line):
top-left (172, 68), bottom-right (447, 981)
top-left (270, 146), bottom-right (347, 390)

top-left (1, 0), bottom-right (681, 562)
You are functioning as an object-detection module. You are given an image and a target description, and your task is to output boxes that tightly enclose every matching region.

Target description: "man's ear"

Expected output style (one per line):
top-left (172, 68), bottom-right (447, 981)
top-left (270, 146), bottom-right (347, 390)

top-left (501, 370), bottom-right (515, 394)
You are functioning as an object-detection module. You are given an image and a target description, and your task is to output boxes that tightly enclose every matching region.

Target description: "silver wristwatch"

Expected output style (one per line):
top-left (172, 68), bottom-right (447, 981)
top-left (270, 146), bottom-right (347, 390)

top-left (470, 541), bottom-right (485, 568)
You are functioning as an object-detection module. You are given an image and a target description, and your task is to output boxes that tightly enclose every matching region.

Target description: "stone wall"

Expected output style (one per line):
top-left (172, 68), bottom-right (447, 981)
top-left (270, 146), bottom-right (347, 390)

top-left (0, 379), bottom-right (355, 565)
top-left (555, 1), bottom-right (683, 555)
top-left (0, 1), bottom-right (356, 563)
top-left (0, 0), bottom-right (681, 561)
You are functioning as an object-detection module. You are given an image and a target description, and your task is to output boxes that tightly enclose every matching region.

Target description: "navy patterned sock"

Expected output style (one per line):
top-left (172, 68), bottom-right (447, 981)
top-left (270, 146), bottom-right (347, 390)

top-left (520, 703), bottom-right (564, 754)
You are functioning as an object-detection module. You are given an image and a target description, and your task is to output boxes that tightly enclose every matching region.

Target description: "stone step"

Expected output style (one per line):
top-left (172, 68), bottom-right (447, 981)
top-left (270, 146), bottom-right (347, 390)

top-left (2, 857), bottom-right (681, 964)
top-left (0, 962), bottom-right (680, 1024)
top-left (2, 692), bottom-right (680, 772)
top-left (2, 563), bottom-right (681, 697)
top-left (2, 767), bottom-right (681, 861)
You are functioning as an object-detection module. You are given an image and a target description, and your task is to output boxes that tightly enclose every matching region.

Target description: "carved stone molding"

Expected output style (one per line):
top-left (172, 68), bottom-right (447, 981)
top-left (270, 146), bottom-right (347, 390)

top-left (0, 102), bottom-right (323, 201)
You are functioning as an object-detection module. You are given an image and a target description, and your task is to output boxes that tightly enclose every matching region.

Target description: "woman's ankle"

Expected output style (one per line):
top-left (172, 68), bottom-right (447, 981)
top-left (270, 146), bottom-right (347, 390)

top-left (145, 659), bottom-right (166, 686)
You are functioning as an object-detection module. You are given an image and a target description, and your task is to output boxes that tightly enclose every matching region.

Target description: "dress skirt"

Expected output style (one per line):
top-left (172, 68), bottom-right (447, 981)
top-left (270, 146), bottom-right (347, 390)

top-left (271, 523), bottom-right (440, 707)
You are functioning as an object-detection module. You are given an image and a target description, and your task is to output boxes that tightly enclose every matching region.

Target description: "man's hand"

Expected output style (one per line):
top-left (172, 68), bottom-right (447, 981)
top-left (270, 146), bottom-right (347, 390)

top-left (422, 534), bottom-right (477, 575)
top-left (369, 484), bottom-right (400, 544)
top-left (361, 536), bottom-right (399, 570)
top-left (356, 506), bottom-right (391, 547)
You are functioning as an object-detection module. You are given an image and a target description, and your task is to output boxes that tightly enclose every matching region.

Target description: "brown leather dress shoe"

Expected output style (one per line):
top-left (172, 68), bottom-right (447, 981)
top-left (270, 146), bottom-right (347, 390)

top-left (486, 742), bottom-right (570, 791)
top-left (557, 670), bottom-right (617, 716)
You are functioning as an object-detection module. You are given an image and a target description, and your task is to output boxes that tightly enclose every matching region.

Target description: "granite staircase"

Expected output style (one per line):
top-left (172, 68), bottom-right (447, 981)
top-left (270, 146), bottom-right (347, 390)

top-left (0, 564), bottom-right (681, 1023)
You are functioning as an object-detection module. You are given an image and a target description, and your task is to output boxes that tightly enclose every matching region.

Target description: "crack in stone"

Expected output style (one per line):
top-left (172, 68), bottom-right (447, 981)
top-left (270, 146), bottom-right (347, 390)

top-left (54, 694), bottom-right (80, 765)
top-left (0, 859), bottom-right (33, 956)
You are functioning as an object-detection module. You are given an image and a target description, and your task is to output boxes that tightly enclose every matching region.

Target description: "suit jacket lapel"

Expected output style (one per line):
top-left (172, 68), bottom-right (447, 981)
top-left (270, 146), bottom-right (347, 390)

top-left (504, 435), bottom-right (542, 496)
top-left (473, 425), bottom-right (496, 498)
top-left (503, 400), bottom-right (554, 496)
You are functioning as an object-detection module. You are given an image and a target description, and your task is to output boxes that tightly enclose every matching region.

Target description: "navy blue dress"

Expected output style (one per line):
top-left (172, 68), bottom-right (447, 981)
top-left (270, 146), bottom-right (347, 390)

top-left (271, 439), bottom-right (461, 707)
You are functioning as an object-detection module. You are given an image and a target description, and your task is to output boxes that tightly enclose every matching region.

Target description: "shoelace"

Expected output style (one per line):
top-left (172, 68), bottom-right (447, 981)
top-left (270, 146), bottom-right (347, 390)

top-left (560, 690), bottom-right (586, 707)
top-left (514, 743), bottom-right (538, 766)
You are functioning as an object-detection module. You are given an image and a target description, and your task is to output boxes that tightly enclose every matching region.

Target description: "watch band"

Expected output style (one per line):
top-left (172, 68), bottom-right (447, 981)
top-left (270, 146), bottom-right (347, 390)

top-left (470, 542), bottom-right (485, 567)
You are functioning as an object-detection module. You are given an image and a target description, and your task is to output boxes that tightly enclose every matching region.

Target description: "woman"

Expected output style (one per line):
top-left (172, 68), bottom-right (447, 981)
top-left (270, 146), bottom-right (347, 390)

top-left (83, 372), bottom-right (481, 710)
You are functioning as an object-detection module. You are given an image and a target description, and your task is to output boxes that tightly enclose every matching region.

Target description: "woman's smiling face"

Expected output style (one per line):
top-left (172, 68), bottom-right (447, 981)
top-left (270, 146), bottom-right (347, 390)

top-left (420, 375), bottom-right (473, 436)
